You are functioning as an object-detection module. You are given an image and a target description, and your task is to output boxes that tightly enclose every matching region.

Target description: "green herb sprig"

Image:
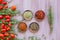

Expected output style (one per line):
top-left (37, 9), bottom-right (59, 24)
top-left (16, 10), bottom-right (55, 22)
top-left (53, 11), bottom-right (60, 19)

top-left (0, 9), bottom-right (19, 16)
top-left (48, 5), bottom-right (53, 34)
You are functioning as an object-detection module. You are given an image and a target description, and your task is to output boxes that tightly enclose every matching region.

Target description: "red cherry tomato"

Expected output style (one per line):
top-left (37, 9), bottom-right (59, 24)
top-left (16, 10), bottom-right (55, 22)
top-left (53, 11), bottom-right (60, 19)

top-left (6, 27), bottom-right (10, 31)
top-left (2, 20), bottom-right (5, 23)
top-left (1, 24), bottom-right (5, 29)
top-left (0, 33), bottom-right (4, 39)
top-left (10, 34), bottom-right (15, 38)
top-left (0, 0), bottom-right (2, 4)
top-left (1, 24), bottom-right (7, 29)
top-left (8, 23), bottom-right (12, 27)
top-left (4, 32), bottom-right (9, 36)
top-left (5, 15), bottom-right (10, 19)
top-left (4, 6), bottom-right (8, 9)
top-left (0, 15), bottom-right (3, 19)
top-left (1, 24), bottom-right (5, 26)
top-left (1, 25), bottom-right (7, 29)
top-left (1, 29), bottom-right (6, 32)
top-left (11, 6), bottom-right (16, 11)
top-left (0, 6), bottom-right (2, 10)
top-left (2, 2), bottom-right (7, 5)
top-left (6, 38), bottom-right (10, 40)
top-left (6, 19), bottom-right (10, 22)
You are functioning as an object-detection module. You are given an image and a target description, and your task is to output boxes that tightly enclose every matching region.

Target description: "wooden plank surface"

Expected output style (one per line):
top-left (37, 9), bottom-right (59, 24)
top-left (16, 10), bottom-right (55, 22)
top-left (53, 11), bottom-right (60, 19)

top-left (7, 0), bottom-right (58, 40)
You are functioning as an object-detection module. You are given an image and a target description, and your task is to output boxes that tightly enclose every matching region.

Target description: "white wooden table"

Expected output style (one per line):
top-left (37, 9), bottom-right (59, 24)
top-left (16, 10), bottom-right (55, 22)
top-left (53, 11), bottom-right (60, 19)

top-left (7, 0), bottom-right (58, 40)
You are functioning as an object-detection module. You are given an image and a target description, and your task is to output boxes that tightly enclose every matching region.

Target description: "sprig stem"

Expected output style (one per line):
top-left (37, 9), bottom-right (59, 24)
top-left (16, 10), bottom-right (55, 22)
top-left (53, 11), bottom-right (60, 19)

top-left (48, 5), bottom-right (53, 35)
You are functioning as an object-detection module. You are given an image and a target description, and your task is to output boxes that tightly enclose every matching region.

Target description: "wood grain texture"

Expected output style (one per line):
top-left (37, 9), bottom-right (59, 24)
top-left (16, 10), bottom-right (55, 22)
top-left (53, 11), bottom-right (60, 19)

top-left (7, 0), bottom-right (58, 40)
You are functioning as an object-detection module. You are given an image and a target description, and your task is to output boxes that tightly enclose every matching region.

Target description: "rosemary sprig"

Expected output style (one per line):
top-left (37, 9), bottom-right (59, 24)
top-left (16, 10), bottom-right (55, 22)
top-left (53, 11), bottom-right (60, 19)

top-left (48, 5), bottom-right (53, 34)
